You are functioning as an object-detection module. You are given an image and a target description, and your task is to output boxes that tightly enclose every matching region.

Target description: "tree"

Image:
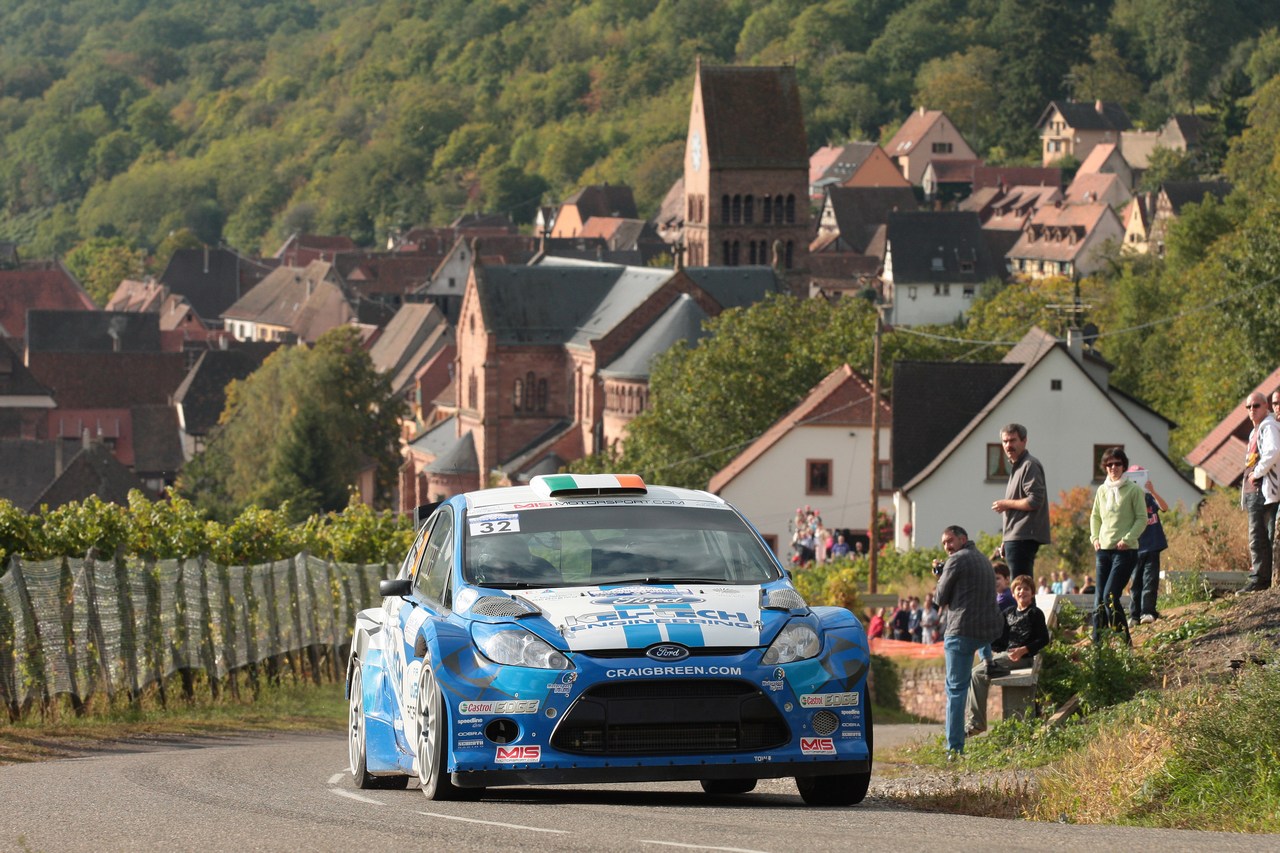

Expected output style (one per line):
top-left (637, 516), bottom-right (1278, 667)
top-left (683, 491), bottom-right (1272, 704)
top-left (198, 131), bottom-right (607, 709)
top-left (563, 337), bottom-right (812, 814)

top-left (63, 237), bottom-right (146, 307)
top-left (612, 292), bottom-right (966, 489)
top-left (913, 47), bottom-right (1003, 153)
top-left (1139, 147), bottom-right (1200, 192)
top-left (1068, 33), bottom-right (1145, 114)
top-left (178, 327), bottom-right (406, 518)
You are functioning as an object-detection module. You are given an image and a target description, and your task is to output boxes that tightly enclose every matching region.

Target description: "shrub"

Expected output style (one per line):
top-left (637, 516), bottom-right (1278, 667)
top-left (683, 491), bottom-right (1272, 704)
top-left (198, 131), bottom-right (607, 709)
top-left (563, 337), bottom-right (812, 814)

top-left (1044, 486), bottom-right (1095, 576)
top-left (1039, 634), bottom-right (1153, 711)
top-left (1163, 487), bottom-right (1247, 575)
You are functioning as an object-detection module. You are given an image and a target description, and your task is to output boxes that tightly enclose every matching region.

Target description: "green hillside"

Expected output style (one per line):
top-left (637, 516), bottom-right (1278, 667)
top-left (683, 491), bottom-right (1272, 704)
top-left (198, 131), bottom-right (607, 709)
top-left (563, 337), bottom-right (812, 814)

top-left (1, 0), bottom-right (1278, 258)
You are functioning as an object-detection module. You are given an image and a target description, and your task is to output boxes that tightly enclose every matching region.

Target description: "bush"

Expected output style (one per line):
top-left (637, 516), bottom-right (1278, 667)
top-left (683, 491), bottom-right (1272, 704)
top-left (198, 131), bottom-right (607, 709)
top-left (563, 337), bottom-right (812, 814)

top-left (869, 653), bottom-right (901, 711)
top-left (1044, 486), bottom-right (1095, 577)
top-left (1039, 634), bottom-right (1153, 712)
top-left (1163, 487), bottom-right (1247, 575)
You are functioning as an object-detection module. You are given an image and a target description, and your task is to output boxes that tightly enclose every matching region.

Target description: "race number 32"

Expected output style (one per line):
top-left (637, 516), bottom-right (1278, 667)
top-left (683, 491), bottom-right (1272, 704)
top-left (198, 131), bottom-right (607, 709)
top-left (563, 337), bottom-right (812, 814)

top-left (469, 513), bottom-right (521, 536)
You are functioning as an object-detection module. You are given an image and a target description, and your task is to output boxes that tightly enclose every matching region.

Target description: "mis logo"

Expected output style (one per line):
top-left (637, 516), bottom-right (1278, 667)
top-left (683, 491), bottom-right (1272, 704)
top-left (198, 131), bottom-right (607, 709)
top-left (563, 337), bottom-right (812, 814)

top-left (645, 644), bottom-right (690, 661)
top-left (496, 746), bottom-right (541, 763)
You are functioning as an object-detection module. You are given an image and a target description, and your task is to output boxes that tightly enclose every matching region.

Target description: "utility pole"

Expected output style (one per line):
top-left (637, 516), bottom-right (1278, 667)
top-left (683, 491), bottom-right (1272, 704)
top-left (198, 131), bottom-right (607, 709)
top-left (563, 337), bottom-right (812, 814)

top-left (868, 306), bottom-right (883, 594)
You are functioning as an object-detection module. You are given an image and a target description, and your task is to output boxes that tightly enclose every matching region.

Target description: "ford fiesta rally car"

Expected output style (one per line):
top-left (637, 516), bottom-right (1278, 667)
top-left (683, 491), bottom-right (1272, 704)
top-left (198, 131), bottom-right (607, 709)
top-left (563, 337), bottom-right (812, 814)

top-left (346, 474), bottom-right (872, 805)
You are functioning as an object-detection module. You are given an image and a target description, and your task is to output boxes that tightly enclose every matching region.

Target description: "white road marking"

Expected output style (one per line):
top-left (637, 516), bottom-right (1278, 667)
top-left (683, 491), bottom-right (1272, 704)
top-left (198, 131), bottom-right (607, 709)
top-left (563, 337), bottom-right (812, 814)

top-left (330, 788), bottom-right (386, 805)
top-left (639, 842), bottom-right (771, 853)
top-left (328, 773), bottom-right (345, 785)
top-left (418, 811), bottom-right (568, 834)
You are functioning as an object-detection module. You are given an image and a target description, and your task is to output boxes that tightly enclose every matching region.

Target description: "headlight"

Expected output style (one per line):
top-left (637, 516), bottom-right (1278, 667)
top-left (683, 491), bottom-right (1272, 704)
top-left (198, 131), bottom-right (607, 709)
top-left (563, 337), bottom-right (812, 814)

top-left (761, 622), bottom-right (821, 665)
top-left (473, 624), bottom-right (570, 669)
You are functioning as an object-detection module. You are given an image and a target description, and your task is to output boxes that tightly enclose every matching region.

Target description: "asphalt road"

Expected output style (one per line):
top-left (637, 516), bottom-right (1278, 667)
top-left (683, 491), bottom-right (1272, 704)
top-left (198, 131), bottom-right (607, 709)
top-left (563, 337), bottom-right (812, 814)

top-left (0, 727), bottom-right (1268, 852)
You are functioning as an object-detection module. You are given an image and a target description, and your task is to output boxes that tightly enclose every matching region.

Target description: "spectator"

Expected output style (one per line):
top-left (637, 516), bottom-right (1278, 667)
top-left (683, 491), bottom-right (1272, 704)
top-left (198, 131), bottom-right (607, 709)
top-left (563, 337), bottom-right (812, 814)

top-left (992, 423), bottom-right (1051, 579)
top-left (891, 599), bottom-right (911, 641)
top-left (1090, 447), bottom-right (1147, 642)
top-left (853, 541), bottom-right (865, 558)
top-left (1129, 470), bottom-right (1169, 625)
top-left (908, 597), bottom-right (923, 643)
top-left (1061, 573), bottom-right (1077, 594)
top-left (993, 562), bottom-right (1014, 611)
top-left (1036, 577), bottom-right (1049, 595)
top-left (814, 523), bottom-right (830, 564)
top-left (965, 575), bottom-right (1050, 736)
top-left (867, 607), bottom-right (885, 639)
top-left (934, 524), bottom-right (1003, 757)
top-left (1240, 391), bottom-right (1279, 594)
top-left (1081, 575), bottom-right (1096, 594)
top-left (791, 525), bottom-right (816, 566)
top-left (921, 593), bottom-right (941, 644)
top-left (830, 533), bottom-right (851, 558)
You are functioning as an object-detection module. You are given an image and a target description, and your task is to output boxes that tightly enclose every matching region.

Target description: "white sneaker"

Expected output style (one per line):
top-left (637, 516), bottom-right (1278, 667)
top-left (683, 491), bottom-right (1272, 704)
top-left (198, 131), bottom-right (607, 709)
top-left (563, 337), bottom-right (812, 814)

top-left (1140, 613), bottom-right (1155, 624)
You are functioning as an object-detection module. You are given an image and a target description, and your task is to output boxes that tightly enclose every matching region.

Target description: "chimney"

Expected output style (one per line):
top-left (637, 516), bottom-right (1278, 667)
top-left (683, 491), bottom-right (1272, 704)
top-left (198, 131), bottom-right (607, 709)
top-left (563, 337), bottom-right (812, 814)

top-left (1095, 100), bottom-right (1104, 115)
top-left (1067, 327), bottom-right (1084, 362)
top-left (54, 436), bottom-right (63, 477)
top-left (203, 245), bottom-right (209, 274)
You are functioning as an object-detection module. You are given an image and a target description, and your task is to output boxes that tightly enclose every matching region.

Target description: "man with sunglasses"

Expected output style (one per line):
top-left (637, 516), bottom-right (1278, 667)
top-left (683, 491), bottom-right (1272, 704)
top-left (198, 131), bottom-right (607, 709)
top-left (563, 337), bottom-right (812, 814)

top-left (1240, 392), bottom-right (1279, 593)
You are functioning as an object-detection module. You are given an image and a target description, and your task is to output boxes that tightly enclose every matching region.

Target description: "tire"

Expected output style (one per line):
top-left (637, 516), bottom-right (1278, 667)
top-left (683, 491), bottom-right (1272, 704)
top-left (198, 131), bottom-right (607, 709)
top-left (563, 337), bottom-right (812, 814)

top-left (348, 664), bottom-right (409, 790)
top-left (415, 661), bottom-right (482, 801)
top-left (700, 778), bottom-right (757, 795)
top-left (795, 704), bottom-right (873, 806)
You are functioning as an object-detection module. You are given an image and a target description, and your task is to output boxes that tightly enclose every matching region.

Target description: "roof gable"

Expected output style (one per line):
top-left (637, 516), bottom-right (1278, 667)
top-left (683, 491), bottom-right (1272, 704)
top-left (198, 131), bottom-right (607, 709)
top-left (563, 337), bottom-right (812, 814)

top-left (886, 211), bottom-right (998, 281)
top-left (159, 247), bottom-right (275, 323)
top-left (711, 364), bottom-right (889, 493)
top-left (697, 63), bottom-right (807, 170)
top-left (1039, 100), bottom-right (1133, 132)
top-left (0, 263), bottom-right (97, 342)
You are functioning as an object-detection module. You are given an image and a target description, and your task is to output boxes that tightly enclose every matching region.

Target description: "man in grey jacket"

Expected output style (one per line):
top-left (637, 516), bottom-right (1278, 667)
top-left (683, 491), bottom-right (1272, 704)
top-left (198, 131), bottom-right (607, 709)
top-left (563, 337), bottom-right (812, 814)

top-left (992, 423), bottom-right (1051, 580)
top-left (934, 525), bottom-right (1004, 756)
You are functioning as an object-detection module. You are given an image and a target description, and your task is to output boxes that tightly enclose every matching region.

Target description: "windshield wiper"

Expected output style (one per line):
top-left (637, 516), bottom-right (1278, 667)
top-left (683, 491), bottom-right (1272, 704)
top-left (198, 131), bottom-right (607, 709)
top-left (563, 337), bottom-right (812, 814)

top-left (603, 577), bottom-right (726, 586)
top-left (475, 581), bottom-right (552, 589)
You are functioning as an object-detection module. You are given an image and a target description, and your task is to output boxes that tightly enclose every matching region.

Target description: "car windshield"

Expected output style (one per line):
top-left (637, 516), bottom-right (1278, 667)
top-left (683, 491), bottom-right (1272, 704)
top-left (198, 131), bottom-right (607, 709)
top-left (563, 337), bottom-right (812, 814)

top-left (464, 504), bottom-right (781, 588)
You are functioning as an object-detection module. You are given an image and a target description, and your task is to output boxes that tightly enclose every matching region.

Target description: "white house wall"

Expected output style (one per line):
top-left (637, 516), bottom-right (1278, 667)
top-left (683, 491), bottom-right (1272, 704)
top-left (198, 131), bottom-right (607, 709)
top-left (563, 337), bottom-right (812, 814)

top-left (894, 347), bottom-right (1201, 553)
top-left (718, 423), bottom-right (891, 560)
top-left (886, 281), bottom-right (976, 326)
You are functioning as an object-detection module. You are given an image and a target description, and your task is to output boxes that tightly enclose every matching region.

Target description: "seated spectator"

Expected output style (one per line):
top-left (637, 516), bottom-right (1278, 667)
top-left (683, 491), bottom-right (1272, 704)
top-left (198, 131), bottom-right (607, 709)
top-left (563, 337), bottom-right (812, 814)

top-left (1061, 573), bottom-right (1077, 594)
top-left (1081, 575), bottom-right (1096, 594)
top-left (1036, 577), bottom-right (1050, 594)
top-left (965, 575), bottom-right (1050, 736)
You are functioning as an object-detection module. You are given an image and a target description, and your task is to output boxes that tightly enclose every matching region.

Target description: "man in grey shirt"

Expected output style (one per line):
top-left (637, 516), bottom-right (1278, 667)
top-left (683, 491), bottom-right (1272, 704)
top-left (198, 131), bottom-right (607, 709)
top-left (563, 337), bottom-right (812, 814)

top-left (991, 423), bottom-right (1051, 579)
top-left (934, 524), bottom-right (1003, 756)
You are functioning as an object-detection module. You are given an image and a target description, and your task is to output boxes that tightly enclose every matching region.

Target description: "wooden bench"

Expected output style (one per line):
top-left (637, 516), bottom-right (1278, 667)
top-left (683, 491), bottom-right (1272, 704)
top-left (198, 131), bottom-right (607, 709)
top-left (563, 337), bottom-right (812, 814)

top-left (988, 593), bottom-right (1061, 721)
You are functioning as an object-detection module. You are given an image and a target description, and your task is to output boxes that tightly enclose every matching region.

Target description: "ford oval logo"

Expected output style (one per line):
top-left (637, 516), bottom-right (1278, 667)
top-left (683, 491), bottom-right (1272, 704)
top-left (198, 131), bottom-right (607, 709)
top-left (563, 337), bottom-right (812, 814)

top-left (645, 644), bottom-right (690, 662)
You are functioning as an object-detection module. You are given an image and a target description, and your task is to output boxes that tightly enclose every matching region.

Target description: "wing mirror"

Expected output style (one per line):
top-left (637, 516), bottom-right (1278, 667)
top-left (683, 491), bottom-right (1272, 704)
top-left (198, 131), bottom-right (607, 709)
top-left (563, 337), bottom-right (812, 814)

top-left (379, 578), bottom-right (413, 597)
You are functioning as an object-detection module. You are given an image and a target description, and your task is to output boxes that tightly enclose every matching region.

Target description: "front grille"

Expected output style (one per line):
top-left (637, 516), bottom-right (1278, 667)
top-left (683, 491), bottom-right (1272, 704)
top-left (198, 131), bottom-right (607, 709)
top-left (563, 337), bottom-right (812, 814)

top-left (576, 647), bottom-right (754, 660)
top-left (550, 679), bottom-right (789, 756)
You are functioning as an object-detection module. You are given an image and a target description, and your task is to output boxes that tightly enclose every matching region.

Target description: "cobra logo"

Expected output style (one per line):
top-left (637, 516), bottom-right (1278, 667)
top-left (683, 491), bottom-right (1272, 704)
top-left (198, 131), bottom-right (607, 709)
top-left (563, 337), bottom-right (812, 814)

top-left (645, 644), bottom-right (690, 662)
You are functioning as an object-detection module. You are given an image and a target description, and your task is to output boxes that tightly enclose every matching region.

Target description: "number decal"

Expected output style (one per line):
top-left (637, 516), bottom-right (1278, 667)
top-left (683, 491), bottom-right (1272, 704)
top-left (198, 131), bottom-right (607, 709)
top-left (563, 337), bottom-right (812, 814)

top-left (468, 513), bottom-right (521, 536)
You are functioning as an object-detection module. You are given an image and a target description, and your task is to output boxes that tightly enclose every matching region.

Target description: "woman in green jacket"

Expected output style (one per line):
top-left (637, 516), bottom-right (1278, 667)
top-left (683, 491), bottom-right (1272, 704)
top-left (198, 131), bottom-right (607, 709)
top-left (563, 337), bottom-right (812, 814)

top-left (1090, 446), bottom-right (1147, 642)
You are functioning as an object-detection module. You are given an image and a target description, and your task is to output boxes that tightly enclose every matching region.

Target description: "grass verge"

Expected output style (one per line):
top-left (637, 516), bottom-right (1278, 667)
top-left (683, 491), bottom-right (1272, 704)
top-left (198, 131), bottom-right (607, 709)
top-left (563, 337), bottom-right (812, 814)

top-left (0, 680), bottom-right (346, 765)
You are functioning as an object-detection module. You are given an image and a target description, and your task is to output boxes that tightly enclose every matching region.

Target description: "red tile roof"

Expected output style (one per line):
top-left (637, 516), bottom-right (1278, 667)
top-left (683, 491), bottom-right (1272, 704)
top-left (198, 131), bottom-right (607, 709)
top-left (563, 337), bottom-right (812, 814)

top-left (0, 263), bottom-right (97, 341)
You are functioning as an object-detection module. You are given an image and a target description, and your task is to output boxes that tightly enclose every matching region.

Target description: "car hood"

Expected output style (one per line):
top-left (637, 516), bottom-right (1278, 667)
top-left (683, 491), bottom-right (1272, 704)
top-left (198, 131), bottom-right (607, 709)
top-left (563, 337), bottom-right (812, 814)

top-left (517, 584), bottom-right (765, 652)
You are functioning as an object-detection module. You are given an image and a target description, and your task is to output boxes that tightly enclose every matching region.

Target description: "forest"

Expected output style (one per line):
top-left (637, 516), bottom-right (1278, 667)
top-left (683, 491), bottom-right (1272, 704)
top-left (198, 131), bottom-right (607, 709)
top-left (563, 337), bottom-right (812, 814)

top-left (2, 0), bottom-right (1279, 259)
top-left (6, 0), bottom-right (1280, 492)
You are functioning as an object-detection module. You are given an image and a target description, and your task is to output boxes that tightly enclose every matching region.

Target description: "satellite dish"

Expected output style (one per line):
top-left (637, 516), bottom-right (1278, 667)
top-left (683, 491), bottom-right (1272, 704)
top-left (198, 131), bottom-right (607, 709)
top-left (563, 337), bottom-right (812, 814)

top-left (1082, 323), bottom-right (1099, 346)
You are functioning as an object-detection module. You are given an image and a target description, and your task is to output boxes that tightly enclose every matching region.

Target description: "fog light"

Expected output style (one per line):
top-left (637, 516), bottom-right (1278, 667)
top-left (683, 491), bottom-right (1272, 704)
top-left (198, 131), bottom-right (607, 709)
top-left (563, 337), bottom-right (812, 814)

top-left (485, 718), bottom-right (520, 744)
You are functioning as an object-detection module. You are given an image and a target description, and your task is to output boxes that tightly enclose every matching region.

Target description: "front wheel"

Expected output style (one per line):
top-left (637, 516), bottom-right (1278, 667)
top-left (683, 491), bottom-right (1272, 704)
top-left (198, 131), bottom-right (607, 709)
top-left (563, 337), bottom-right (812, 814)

top-left (415, 661), bottom-right (481, 801)
top-left (348, 664), bottom-right (408, 790)
top-left (795, 704), bottom-right (872, 806)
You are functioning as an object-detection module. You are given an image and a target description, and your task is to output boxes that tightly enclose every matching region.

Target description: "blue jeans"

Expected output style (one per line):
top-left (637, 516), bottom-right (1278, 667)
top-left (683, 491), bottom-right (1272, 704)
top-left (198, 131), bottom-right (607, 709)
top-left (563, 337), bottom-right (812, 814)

top-left (1094, 548), bottom-right (1137, 640)
top-left (1130, 550), bottom-right (1161, 619)
top-left (1244, 491), bottom-right (1277, 587)
top-left (943, 635), bottom-right (988, 752)
top-left (1002, 539), bottom-right (1040, 579)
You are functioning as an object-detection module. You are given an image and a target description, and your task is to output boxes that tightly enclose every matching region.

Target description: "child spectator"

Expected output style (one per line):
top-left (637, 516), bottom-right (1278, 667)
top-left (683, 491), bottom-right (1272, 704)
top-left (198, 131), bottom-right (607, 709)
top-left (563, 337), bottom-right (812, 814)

top-left (965, 575), bottom-right (1050, 736)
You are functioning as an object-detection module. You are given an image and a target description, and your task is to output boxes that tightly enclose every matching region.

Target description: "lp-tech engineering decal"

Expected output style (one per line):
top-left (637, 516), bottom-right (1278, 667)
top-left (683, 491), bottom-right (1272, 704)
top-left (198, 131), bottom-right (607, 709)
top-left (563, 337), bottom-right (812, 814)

top-left (529, 585), bottom-right (762, 651)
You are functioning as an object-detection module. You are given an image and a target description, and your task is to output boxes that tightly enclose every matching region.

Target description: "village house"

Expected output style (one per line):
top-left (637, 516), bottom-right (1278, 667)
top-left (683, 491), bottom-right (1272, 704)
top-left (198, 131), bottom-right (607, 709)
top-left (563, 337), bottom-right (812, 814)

top-left (1145, 180), bottom-right (1233, 256)
top-left (881, 211), bottom-right (1000, 327)
top-left (709, 364), bottom-right (891, 560)
top-left (809, 142), bottom-right (909, 200)
top-left (1006, 201), bottom-right (1124, 280)
top-left (1184, 365), bottom-right (1280, 490)
top-left (1037, 100), bottom-right (1133, 167)
top-left (891, 327), bottom-right (1200, 551)
top-left (884, 108), bottom-right (977, 186)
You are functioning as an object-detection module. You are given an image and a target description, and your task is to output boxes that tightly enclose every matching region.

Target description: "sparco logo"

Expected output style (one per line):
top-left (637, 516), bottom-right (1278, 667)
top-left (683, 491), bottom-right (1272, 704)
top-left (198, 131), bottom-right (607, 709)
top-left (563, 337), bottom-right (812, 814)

top-left (645, 644), bottom-right (690, 662)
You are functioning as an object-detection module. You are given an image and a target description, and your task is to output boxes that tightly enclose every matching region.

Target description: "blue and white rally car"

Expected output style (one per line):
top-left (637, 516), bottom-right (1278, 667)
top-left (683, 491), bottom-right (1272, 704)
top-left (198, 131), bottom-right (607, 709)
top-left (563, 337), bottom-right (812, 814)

top-left (346, 474), bottom-right (872, 805)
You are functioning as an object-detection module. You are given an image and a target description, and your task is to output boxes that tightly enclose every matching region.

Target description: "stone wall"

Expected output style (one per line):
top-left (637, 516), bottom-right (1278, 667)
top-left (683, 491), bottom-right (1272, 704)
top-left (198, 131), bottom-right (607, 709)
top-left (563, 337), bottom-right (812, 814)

top-left (890, 658), bottom-right (1003, 724)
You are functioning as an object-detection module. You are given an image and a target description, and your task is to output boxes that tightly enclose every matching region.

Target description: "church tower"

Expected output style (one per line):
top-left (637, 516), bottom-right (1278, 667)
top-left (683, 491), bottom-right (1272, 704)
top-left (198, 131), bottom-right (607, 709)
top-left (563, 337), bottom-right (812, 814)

top-left (683, 60), bottom-right (809, 291)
